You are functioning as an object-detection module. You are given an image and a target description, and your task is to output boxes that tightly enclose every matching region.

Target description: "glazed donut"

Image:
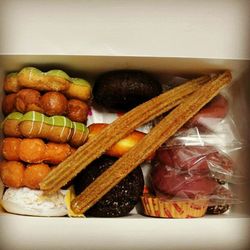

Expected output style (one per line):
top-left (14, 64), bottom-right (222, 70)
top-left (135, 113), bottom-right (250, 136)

top-left (2, 112), bottom-right (23, 137)
top-left (0, 160), bottom-right (51, 189)
top-left (2, 111), bottom-right (89, 146)
top-left (1, 138), bottom-right (74, 164)
top-left (63, 78), bottom-right (92, 102)
top-left (186, 94), bottom-right (228, 128)
top-left (88, 123), bottom-right (146, 158)
top-left (4, 67), bottom-right (92, 101)
top-left (17, 67), bottom-right (71, 92)
top-left (40, 91), bottom-right (68, 116)
top-left (3, 90), bottom-right (89, 123)
top-left (15, 89), bottom-right (42, 113)
top-left (1, 187), bottom-right (67, 216)
top-left (2, 93), bottom-right (17, 115)
top-left (3, 73), bottom-right (19, 93)
top-left (67, 99), bottom-right (89, 123)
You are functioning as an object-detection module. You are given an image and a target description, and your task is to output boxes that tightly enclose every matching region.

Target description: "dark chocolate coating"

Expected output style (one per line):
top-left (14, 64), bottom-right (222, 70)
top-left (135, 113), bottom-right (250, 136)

top-left (73, 155), bottom-right (144, 217)
top-left (206, 204), bottom-right (230, 214)
top-left (93, 70), bottom-right (162, 111)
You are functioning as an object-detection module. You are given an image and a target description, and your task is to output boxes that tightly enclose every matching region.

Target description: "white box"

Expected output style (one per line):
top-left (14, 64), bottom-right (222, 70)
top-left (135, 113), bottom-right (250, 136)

top-left (0, 1), bottom-right (249, 250)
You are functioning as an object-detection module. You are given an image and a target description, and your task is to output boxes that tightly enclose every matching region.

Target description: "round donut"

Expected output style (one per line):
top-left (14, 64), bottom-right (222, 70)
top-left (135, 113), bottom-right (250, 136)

top-left (187, 94), bottom-right (228, 128)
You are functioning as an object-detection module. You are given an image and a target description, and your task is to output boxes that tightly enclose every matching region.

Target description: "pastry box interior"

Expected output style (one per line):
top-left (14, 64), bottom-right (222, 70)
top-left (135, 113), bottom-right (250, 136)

top-left (0, 1), bottom-right (250, 250)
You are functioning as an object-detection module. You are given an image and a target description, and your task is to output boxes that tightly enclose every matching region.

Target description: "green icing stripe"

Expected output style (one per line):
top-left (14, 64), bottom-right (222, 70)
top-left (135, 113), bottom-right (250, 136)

top-left (20, 111), bottom-right (73, 128)
top-left (18, 67), bottom-right (90, 86)
top-left (72, 122), bottom-right (87, 132)
top-left (71, 78), bottom-right (90, 87)
top-left (1, 112), bottom-right (23, 130)
top-left (7, 72), bottom-right (18, 77)
top-left (51, 116), bottom-right (73, 128)
top-left (5, 112), bottom-right (23, 121)
top-left (21, 111), bottom-right (44, 122)
top-left (47, 70), bottom-right (71, 80)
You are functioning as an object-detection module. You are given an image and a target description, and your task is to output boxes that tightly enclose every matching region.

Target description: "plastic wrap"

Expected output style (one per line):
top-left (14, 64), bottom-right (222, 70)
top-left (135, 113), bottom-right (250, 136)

top-left (143, 76), bottom-right (245, 214)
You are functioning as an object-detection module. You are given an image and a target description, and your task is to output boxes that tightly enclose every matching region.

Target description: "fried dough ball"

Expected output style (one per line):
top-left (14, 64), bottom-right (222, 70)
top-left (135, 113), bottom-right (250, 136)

top-left (3, 119), bottom-right (22, 137)
top-left (40, 92), bottom-right (68, 116)
top-left (45, 143), bottom-right (73, 164)
top-left (67, 99), bottom-right (89, 123)
top-left (23, 163), bottom-right (51, 189)
top-left (19, 139), bottom-right (46, 163)
top-left (3, 73), bottom-right (20, 93)
top-left (2, 138), bottom-right (21, 161)
top-left (2, 93), bottom-right (17, 115)
top-left (0, 161), bottom-right (25, 188)
top-left (16, 89), bottom-right (42, 113)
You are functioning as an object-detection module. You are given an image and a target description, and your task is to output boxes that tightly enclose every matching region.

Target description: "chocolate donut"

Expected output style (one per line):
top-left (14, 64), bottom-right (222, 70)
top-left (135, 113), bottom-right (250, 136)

top-left (73, 155), bottom-right (144, 217)
top-left (93, 70), bottom-right (162, 111)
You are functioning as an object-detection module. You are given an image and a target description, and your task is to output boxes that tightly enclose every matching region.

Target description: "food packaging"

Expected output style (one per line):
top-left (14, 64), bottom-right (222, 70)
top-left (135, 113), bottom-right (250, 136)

top-left (141, 194), bottom-right (208, 218)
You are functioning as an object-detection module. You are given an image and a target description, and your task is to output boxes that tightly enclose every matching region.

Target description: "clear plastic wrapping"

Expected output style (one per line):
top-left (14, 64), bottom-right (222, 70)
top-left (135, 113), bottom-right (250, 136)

top-left (146, 76), bottom-right (245, 209)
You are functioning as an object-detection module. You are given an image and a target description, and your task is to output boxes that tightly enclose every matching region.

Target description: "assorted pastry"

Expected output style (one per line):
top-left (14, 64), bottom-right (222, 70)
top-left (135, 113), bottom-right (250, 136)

top-left (0, 67), bottom-right (240, 218)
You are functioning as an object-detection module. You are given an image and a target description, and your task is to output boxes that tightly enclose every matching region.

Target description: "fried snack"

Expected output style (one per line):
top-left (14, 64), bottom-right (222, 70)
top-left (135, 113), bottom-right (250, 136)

top-left (3, 73), bottom-right (19, 93)
top-left (67, 99), bottom-right (89, 123)
top-left (69, 122), bottom-right (89, 147)
top-left (3, 90), bottom-right (89, 123)
top-left (0, 161), bottom-right (25, 188)
top-left (4, 67), bottom-right (92, 101)
top-left (2, 138), bottom-right (21, 161)
top-left (2, 112), bottom-right (23, 137)
top-left (2, 93), bottom-right (17, 115)
top-left (23, 164), bottom-right (51, 189)
top-left (64, 78), bottom-right (92, 102)
top-left (19, 139), bottom-right (46, 163)
top-left (0, 161), bottom-right (51, 189)
top-left (88, 123), bottom-right (146, 158)
top-left (17, 67), bottom-right (71, 92)
top-left (2, 111), bottom-right (88, 146)
top-left (45, 143), bottom-right (73, 165)
top-left (40, 74), bottom-right (210, 194)
top-left (15, 89), bottom-right (42, 113)
top-left (70, 71), bottom-right (231, 214)
top-left (40, 92), bottom-right (68, 116)
top-left (2, 138), bottom-right (73, 164)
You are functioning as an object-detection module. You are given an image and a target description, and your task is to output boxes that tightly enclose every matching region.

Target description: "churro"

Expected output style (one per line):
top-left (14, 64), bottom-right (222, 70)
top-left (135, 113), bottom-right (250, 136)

top-left (71, 71), bottom-right (231, 214)
top-left (40, 75), bottom-right (210, 193)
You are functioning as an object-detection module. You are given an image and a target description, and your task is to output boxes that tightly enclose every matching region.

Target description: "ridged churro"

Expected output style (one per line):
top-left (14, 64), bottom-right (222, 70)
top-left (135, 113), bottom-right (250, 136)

top-left (71, 71), bottom-right (231, 214)
top-left (40, 75), bottom-right (210, 193)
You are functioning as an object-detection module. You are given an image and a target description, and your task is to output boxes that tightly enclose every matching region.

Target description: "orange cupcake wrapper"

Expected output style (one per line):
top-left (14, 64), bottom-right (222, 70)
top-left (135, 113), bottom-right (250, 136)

top-left (141, 195), bottom-right (208, 218)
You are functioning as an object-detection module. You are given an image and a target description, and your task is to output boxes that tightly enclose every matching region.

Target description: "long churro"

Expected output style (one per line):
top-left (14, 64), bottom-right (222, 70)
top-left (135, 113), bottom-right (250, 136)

top-left (40, 75), bottom-right (210, 193)
top-left (71, 71), bottom-right (231, 214)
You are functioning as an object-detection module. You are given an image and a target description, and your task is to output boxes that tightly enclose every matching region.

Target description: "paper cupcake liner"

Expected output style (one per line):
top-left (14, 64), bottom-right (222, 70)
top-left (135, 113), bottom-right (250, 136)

top-left (141, 194), bottom-right (208, 218)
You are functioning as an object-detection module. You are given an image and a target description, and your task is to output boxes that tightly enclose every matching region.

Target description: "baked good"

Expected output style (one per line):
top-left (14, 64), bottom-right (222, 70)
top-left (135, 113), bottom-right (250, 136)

top-left (1, 138), bottom-right (74, 164)
top-left (2, 111), bottom-right (89, 146)
top-left (93, 70), bottom-right (162, 110)
top-left (69, 71), bottom-right (231, 214)
top-left (3, 90), bottom-right (89, 123)
top-left (1, 187), bottom-right (67, 216)
top-left (186, 94), bottom-right (228, 129)
top-left (40, 74), bottom-right (209, 194)
top-left (3, 67), bottom-right (92, 102)
top-left (88, 123), bottom-right (146, 158)
top-left (73, 156), bottom-right (144, 217)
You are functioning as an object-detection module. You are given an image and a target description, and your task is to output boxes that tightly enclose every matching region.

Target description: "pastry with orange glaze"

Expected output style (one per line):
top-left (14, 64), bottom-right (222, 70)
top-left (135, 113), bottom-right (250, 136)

top-left (88, 123), bottom-right (146, 158)
top-left (2, 138), bottom-right (75, 164)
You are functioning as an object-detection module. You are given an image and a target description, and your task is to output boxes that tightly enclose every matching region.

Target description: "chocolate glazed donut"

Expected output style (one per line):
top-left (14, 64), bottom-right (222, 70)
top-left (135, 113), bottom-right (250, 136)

top-left (93, 70), bottom-right (162, 111)
top-left (73, 155), bottom-right (144, 217)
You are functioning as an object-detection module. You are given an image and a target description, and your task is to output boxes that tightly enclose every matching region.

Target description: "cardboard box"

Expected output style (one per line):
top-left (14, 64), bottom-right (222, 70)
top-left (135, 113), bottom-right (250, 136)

top-left (0, 1), bottom-right (249, 250)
